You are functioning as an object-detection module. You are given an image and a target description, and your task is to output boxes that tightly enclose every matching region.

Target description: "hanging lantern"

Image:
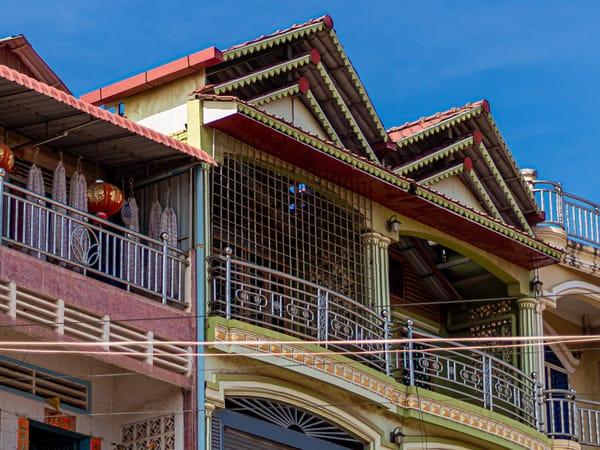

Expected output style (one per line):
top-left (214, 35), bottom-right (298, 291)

top-left (0, 143), bottom-right (14, 172)
top-left (87, 179), bottom-right (124, 218)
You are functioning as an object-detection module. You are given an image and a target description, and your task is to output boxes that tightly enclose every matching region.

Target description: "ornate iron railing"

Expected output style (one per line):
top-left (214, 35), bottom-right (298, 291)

top-left (0, 172), bottom-right (188, 305)
top-left (208, 250), bottom-right (392, 374)
top-left (400, 321), bottom-right (541, 428)
top-left (531, 179), bottom-right (600, 247)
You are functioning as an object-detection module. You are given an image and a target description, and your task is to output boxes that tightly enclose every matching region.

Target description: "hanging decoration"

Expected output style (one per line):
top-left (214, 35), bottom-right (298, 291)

top-left (51, 154), bottom-right (68, 258)
top-left (69, 158), bottom-right (89, 266)
top-left (25, 150), bottom-right (47, 256)
top-left (0, 143), bottom-right (14, 172)
top-left (160, 186), bottom-right (178, 298)
top-left (122, 178), bottom-right (140, 283)
top-left (87, 180), bottom-right (124, 219)
top-left (148, 186), bottom-right (163, 240)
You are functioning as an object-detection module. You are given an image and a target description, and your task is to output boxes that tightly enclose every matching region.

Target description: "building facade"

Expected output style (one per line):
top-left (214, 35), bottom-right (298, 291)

top-left (2, 15), bottom-right (600, 450)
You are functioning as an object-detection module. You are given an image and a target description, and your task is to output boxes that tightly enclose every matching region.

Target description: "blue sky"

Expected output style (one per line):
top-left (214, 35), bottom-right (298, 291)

top-left (3, 1), bottom-right (599, 200)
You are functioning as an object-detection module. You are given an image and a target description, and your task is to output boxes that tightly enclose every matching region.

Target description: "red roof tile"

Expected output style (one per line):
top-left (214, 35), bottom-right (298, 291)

top-left (387, 99), bottom-right (489, 142)
top-left (223, 15), bottom-right (334, 54)
top-left (0, 64), bottom-right (216, 165)
top-left (80, 47), bottom-right (223, 106)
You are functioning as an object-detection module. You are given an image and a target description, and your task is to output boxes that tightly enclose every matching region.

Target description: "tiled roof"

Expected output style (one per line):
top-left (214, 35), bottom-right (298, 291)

top-left (222, 15), bottom-right (334, 54)
top-left (0, 64), bottom-right (216, 165)
top-left (387, 100), bottom-right (489, 142)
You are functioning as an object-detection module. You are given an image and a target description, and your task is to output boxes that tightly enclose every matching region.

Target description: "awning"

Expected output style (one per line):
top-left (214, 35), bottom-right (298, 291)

top-left (201, 96), bottom-right (560, 269)
top-left (0, 64), bottom-right (216, 168)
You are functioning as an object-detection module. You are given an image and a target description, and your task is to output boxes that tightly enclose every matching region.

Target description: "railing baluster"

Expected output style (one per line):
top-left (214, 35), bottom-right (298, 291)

top-left (0, 168), bottom-right (5, 240)
top-left (224, 247), bottom-right (232, 319)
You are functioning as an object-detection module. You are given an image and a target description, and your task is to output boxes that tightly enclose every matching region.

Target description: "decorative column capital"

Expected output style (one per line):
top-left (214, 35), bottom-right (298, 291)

top-left (516, 297), bottom-right (537, 310)
top-left (361, 230), bottom-right (391, 248)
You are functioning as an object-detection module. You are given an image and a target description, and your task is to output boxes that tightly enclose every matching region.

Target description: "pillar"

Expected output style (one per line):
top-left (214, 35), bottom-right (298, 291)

top-left (517, 297), bottom-right (538, 378)
top-left (361, 231), bottom-right (391, 312)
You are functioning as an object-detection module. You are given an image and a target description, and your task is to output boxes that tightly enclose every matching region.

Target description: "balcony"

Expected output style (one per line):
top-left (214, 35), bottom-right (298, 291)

top-left (0, 172), bottom-right (188, 306)
top-left (208, 250), bottom-right (600, 445)
top-left (531, 179), bottom-right (600, 249)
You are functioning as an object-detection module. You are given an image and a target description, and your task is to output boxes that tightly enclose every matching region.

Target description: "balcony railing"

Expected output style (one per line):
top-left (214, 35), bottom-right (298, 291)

top-left (400, 321), bottom-right (541, 428)
top-left (531, 179), bottom-right (600, 247)
top-left (208, 250), bottom-right (392, 374)
top-left (0, 173), bottom-right (188, 305)
top-left (544, 390), bottom-right (600, 446)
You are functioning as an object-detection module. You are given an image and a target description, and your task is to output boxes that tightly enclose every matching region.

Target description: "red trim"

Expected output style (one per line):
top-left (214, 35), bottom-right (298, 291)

top-left (482, 99), bottom-right (491, 113)
top-left (298, 77), bottom-right (310, 94)
top-left (0, 64), bottom-right (215, 165)
top-left (205, 111), bottom-right (557, 269)
top-left (310, 48), bottom-right (321, 65)
top-left (323, 14), bottom-right (334, 28)
top-left (81, 47), bottom-right (223, 105)
top-left (472, 129), bottom-right (483, 144)
top-left (464, 156), bottom-right (473, 171)
top-left (374, 141), bottom-right (397, 157)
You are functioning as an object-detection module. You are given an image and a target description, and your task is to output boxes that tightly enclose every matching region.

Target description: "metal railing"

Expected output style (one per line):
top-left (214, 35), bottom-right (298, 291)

top-left (0, 172), bottom-right (188, 305)
top-left (400, 321), bottom-right (541, 428)
top-left (544, 390), bottom-right (600, 446)
top-left (208, 249), bottom-right (391, 374)
top-left (531, 179), bottom-right (600, 247)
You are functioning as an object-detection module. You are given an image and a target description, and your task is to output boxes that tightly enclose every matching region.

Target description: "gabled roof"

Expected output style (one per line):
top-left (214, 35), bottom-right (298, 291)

top-left (204, 15), bottom-right (388, 163)
top-left (0, 64), bottom-right (215, 168)
top-left (0, 35), bottom-right (70, 94)
top-left (386, 100), bottom-right (543, 233)
top-left (198, 92), bottom-right (560, 269)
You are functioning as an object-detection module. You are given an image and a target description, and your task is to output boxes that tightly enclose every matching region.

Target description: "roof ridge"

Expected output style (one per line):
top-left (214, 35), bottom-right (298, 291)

top-left (222, 15), bottom-right (334, 54)
top-left (387, 99), bottom-right (488, 133)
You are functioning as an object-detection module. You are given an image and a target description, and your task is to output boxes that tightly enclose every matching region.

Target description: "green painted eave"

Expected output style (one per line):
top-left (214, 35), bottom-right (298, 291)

top-left (413, 183), bottom-right (562, 259)
top-left (420, 162), bottom-right (465, 186)
top-left (250, 84), bottom-right (300, 107)
top-left (467, 170), bottom-right (503, 220)
top-left (394, 105), bottom-right (485, 149)
top-left (314, 62), bottom-right (378, 162)
top-left (325, 29), bottom-right (389, 143)
top-left (214, 54), bottom-right (311, 95)
top-left (223, 22), bottom-right (326, 62)
top-left (304, 90), bottom-right (343, 146)
top-left (394, 135), bottom-right (474, 176)
top-left (236, 102), bottom-right (407, 188)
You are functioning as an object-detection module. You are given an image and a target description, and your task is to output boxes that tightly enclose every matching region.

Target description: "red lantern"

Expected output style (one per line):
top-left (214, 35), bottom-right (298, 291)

top-left (87, 180), bottom-right (124, 218)
top-left (0, 143), bottom-right (14, 172)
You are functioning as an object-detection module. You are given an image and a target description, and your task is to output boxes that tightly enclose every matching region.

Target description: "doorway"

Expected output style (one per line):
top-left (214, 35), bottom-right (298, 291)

top-left (28, 420), bottom-right (88, 450)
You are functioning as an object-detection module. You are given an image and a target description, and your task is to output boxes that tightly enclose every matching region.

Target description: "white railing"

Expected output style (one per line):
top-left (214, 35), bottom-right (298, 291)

top-left (531, 179), bottom-right (600, 247)
top-left (0, 171), bottom-right (188, 305)
top-left (544, 390), bottom-right (600, 446)
top-left (0, 280), bottom-right (192, 375)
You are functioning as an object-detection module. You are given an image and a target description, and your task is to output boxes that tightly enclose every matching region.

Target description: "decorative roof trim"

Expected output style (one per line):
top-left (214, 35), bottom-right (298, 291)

top-left (214, 54), bottom-right (312, 95)
top-left (236, 102), bottom-right (408, 188)
top-left (413, 184), bottom-right (562, 259)
top-left (250, 84), bottom-right (300, 106)
top-left (394, 135), bottom-right (474, 176)
top-left (314, 63), bottom-right (378, 162)
top-left (223, 22), bottom-right (327, 61)
top-left (324, 29), bottom-right (389, 142)
top-left (419, 162), bottom-right (464, 186)
top-left (393, 105), bottom-right (484, 148)
top-left (304, 90), bottom-right (343, 146)
top-left (467, 170), bottom-right (503, 220)
top-left (478, 142), bottom-right (532, 234)
top-left (485, 112), bottom-right (541, 213)
top-left (203, 98), bottom-right (561, 261)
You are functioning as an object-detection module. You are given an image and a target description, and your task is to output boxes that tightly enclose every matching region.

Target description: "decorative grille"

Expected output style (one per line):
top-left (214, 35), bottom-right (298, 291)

top-left (469, 300), bottom-right (514, 363)
top-left (121, 414), bottom-right (176, 450)
top-left (211, 132), bottom-right (372, 304)
top-left (225, 397), bottom-right (364, 449)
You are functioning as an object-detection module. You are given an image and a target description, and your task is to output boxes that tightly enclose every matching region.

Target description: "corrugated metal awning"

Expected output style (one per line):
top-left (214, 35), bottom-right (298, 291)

top-left (0, 64), bottom-right (215, 169)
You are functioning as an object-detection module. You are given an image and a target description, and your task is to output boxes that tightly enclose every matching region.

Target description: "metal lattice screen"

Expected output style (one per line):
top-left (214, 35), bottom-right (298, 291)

top-left (211, 132), bottom-right (372, 304)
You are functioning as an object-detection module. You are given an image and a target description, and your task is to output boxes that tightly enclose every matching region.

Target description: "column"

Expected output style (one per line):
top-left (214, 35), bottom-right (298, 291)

top-left (361, 231), bottom-right (391, 312)
top-left (516, 297), bottom-right (538, 378)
